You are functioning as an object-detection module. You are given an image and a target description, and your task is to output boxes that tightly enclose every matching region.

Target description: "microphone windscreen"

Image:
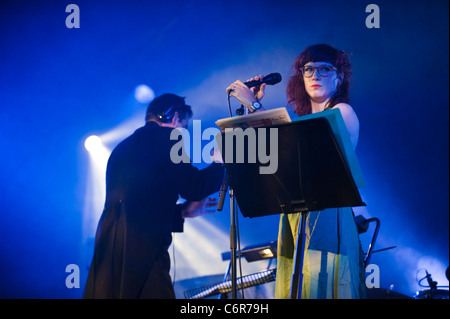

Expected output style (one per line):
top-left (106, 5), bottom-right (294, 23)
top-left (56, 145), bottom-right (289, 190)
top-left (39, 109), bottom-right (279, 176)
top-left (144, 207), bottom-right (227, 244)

top-left (263, 73), bottom-right (282, 85)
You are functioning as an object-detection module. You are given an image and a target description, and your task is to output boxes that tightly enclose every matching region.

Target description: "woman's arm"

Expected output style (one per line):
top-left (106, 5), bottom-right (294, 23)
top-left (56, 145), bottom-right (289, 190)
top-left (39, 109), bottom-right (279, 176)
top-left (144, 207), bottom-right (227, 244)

top-left (334, 103), bottom-right (360, 149)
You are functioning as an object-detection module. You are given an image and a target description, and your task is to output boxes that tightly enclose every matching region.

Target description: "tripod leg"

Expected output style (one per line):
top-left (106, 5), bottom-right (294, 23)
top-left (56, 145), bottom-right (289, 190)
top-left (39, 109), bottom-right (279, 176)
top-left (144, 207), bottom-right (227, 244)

top-left (290, 211), bottom-right (308, 299)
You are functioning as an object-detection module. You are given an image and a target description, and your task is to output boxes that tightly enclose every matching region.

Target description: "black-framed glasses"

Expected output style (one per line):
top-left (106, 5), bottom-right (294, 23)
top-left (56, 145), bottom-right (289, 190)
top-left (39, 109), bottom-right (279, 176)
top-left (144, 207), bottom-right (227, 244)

top-left (300, 64), bottom-right (338, 78)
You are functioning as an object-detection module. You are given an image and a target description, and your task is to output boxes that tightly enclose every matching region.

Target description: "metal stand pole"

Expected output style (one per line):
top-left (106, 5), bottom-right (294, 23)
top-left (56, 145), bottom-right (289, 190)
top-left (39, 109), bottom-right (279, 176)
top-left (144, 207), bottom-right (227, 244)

top-left (229, 188), bottom-right (237, 299)
top-left (290, 211), bottom-right (308, 299)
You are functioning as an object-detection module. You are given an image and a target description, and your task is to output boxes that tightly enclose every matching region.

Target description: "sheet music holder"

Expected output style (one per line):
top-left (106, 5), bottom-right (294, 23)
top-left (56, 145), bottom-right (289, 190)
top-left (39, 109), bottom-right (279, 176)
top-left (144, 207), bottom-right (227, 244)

top-left (215, 107), bottom-right (291, 131)
top-left (215, 107), bottom-right (292, 298)
top-left (215, 109), bottom-right (366, 299)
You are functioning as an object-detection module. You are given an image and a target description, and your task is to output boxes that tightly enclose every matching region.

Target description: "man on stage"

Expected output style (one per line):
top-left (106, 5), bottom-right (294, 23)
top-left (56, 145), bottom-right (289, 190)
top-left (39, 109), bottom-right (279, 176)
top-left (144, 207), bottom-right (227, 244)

top-left (84, 93), bottom-right (224, 299)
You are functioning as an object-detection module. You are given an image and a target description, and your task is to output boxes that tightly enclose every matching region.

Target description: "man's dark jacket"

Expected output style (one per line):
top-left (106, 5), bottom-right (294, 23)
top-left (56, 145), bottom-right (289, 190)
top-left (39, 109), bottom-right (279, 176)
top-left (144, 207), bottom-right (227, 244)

top-left (83, 122), bottom-right (224, 298)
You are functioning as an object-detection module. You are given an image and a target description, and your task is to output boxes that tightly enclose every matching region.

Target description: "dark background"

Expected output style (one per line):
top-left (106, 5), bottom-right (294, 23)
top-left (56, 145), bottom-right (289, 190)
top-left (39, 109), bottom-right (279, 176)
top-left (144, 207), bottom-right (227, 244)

top-left (0, 0), bottom-right (448, 298)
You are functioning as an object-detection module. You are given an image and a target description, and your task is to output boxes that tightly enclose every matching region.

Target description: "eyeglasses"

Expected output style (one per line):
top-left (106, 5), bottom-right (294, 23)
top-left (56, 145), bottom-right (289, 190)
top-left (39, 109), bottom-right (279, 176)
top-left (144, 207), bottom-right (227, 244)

top-left (300, 64), bottom-right (338, 78)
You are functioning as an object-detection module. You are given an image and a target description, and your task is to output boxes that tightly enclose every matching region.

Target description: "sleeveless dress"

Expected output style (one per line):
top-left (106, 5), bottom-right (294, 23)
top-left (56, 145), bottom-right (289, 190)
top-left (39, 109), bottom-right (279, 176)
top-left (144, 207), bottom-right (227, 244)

top-left (275, 207), bottom-right (366, 299)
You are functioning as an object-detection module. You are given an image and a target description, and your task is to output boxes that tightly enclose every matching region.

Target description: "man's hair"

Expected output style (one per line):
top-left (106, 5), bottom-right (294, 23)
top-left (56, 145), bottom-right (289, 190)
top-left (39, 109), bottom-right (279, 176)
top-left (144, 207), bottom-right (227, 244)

top-left (145, 93), bottom-right (193, 123)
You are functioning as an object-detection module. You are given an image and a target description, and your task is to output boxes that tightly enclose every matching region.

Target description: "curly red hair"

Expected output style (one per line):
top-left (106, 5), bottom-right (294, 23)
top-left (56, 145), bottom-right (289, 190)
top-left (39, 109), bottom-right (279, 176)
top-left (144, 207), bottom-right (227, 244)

top-left (286, 44), bottom-right (352, 116)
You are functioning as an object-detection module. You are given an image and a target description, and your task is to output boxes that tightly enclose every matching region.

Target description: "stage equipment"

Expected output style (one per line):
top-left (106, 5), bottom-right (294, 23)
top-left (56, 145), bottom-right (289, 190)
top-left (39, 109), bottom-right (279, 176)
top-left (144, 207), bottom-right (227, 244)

top-left (219, 241), bottom-right (277, 299)
top-left (414, 289), bottom-right (449, 299)
top-left (182, 241), bottom-right (278, 299)
top-left (184, 268), bottom-right (276, 299)
top-left (355, 215), bottom-right (397, 268)
top-left (216, 176), bottom-right (239, 298)
top-left (216, 105), bottom-right (290, 299)
top-left (244, 72), bottom-right (282, 88)
top-left (221, 241), bottom-right (277, 263)
top-left (216, 109), bottom-right (366, 299)
top-left (355, 215), bottom-right (380, 268)
top-left (366, 288), bottom-right (411, 299)
top-left (414, 270), bottom-right (449, 299)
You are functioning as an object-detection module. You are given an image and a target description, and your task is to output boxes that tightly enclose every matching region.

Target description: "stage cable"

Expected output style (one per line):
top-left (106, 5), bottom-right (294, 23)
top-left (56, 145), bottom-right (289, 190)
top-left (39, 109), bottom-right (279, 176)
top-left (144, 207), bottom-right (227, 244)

top-left (416, 268), bottom-right (449, 289)
top-left (227, 92), bottom-right (233, 117)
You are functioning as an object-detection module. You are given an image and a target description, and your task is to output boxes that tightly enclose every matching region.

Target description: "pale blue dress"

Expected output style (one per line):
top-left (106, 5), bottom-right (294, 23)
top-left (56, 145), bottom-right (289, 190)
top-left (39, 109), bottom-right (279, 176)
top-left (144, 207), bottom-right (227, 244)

top-left (275, 207), bottom-right (366, 299)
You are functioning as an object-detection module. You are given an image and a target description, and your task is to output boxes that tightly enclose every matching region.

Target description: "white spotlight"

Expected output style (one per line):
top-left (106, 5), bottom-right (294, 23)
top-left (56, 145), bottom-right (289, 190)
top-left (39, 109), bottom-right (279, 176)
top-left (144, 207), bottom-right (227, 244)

top-left (82, 134), bottom-right (110, 244)
top-left (85, 135), bottom-right (103, 152)
top-left (134, 84), bottom-right (155, 103)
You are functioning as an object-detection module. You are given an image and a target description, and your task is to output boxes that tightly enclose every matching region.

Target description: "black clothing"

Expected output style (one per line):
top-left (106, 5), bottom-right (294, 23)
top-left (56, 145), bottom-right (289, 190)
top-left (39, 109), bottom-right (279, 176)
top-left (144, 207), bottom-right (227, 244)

top-left (84, 122), bottom-right (224, 299)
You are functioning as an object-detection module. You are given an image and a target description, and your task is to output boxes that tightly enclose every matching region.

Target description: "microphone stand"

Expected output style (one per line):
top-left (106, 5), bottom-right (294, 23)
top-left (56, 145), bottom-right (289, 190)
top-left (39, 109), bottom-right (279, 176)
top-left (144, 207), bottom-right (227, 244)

top-left (216, 104), bottom-right (246, 299)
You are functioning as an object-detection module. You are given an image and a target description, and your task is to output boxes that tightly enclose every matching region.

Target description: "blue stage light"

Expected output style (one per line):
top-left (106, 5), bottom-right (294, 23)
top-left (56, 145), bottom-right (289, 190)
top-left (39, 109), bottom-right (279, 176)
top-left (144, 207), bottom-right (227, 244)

top-left (134, 84), bottom-right (155, 103)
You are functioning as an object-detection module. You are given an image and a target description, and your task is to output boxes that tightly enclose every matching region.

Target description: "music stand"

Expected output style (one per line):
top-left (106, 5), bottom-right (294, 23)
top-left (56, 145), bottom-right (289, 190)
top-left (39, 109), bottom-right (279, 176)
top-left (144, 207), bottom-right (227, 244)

top-left (217, 116), bottom-right (365, 299)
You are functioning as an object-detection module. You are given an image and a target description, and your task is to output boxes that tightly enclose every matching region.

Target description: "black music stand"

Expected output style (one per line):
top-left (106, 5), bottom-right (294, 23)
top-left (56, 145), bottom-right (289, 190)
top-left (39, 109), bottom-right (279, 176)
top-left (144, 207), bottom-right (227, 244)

top-left (217, 116), bottom-right (365, 299)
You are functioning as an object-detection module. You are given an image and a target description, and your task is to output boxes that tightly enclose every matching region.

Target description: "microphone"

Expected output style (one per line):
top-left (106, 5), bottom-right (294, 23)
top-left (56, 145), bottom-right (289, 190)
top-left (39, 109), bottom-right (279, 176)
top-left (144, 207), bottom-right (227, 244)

top-left (217, 172), bottom-right (228, 212)
top-left (244, 73), bottom-right (282, 88)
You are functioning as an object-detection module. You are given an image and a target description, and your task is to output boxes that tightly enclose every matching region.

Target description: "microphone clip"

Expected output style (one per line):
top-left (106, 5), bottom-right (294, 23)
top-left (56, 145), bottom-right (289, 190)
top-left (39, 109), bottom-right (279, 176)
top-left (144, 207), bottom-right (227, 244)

top-left (236, 104), bottom-right (245, 116)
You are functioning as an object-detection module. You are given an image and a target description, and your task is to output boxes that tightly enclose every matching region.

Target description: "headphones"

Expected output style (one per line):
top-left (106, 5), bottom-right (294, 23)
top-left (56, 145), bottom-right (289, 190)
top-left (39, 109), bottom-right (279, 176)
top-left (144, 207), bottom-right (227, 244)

top-left (157, 105), bottom-right (176, 123)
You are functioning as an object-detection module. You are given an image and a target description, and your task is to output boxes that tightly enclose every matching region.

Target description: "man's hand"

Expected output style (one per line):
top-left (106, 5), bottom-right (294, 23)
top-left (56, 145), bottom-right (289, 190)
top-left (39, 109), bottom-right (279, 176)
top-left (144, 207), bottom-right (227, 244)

top-left (181, 197), bottom-right (219, 218)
